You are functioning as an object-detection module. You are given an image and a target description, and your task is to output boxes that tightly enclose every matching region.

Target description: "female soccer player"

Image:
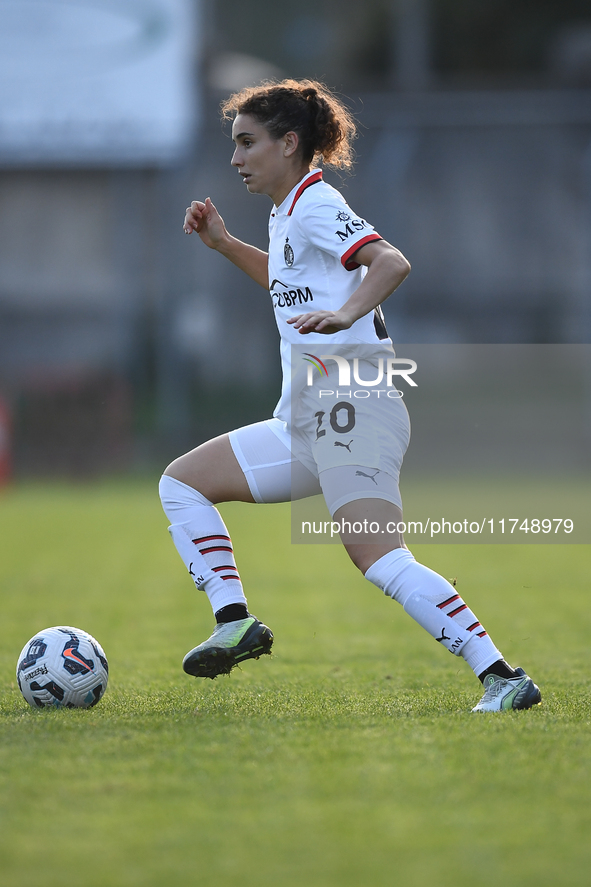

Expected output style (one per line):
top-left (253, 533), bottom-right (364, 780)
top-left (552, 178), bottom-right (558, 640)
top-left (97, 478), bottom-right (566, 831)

top-left (159, 79), bottom-right (540, 712)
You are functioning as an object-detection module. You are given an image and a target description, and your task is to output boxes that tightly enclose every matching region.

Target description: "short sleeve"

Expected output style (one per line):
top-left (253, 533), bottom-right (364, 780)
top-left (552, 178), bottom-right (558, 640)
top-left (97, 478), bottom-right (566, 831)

top-left (296, 198), bottom-right (382, 271)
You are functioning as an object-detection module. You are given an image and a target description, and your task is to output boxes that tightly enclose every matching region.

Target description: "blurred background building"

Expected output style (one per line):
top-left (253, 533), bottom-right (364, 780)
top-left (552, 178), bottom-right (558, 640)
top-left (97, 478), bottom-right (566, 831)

top-left (1, 0), bottom-right (591, 476)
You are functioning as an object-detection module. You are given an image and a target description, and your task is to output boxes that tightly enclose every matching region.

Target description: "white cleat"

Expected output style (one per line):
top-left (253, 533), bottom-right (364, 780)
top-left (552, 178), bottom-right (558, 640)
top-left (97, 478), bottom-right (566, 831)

top-left (472, 667), bottom-right (542, 712)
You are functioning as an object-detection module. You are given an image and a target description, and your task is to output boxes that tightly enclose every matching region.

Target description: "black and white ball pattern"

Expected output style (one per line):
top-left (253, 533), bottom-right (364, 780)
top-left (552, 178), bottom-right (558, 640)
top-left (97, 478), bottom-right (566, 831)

top-left (16, 626), bottom-right (109, 709)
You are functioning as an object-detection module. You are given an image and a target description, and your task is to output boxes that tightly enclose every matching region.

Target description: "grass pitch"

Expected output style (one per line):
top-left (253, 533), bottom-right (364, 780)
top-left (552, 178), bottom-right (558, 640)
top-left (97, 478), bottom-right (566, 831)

top-left (0, 480), bottom-right (590, 887)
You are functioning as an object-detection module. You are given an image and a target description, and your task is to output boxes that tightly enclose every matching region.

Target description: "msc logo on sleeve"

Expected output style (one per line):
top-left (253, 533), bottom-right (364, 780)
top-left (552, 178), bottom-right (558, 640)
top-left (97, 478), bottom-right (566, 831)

top-left (335, 216), bottom-right (371, 242)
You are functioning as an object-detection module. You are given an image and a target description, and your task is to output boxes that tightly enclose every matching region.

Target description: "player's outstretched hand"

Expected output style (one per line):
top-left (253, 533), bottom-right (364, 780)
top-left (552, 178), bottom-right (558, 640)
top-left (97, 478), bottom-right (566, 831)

top-left (183, 197), bottom-right (228, 250)
top-left (287, 309), bottom-right (354, 335)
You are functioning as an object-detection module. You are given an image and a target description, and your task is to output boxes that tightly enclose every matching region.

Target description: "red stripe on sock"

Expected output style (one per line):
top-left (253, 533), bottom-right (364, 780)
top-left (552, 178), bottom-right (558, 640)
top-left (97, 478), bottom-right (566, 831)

top-left (437, 594), bottom-right (460, 609)
top-left (467, 622), bottom-right (481, 632)
top-left (448, 604), bottom-right (468, 618)
top-left (200, 545), bottom-right (233, 555)
top-left (211, 565), bottom-right (238, 573)
top-left (476, 630), bottom-right (488, 637)
top-left (192, 534), bottom-right (231, 544)
top-left (221, 574), bottom-right (241, 581)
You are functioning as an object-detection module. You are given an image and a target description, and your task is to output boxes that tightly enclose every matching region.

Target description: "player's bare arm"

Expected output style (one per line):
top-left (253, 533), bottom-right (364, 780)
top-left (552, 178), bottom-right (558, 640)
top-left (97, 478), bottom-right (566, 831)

top-left (287, 240), bottom-right (410, 334)
top-left (184, 197), bottom-right (269, 288)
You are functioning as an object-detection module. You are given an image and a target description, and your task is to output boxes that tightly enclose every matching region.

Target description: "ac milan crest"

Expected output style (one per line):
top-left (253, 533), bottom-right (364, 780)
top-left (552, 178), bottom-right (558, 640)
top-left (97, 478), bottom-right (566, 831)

top-left (284, 238), bottom-right (294, 266)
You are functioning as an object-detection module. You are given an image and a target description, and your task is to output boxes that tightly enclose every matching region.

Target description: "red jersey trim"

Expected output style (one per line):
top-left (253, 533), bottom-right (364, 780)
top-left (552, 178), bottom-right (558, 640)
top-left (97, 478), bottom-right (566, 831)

top-left (287, 170), bottom-right (323, 216)
top-left (341, 233), bottom-right (383, 270)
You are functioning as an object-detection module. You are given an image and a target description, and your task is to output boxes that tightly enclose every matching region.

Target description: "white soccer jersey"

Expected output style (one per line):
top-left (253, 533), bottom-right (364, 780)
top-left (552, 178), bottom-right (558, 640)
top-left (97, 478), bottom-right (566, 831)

top-left (268, 169), bottom-right (389, 423)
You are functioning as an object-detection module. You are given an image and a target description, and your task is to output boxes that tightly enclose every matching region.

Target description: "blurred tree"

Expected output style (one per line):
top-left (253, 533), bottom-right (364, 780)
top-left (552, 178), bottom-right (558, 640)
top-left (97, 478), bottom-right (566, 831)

top-left (210, 0), bottom-right (591, 89)
top-left (433, 0), bottom-right (591, 80)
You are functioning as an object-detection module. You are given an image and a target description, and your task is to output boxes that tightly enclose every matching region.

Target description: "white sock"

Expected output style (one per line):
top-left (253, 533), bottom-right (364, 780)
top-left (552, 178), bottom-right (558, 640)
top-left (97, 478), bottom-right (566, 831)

top-left (159, 475), bottom-right (248, 615)
top-left (365, 548), bottom-right (502, 676)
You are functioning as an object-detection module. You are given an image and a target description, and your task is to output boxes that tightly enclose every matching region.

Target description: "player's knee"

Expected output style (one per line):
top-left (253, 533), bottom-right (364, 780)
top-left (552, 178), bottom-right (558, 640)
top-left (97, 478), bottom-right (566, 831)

top-left (344, 540), bottom-right (405, 575)
top-left (162, 451), bottom-right (209, 491)
top-left (162, 458), bottom-right (186, 483)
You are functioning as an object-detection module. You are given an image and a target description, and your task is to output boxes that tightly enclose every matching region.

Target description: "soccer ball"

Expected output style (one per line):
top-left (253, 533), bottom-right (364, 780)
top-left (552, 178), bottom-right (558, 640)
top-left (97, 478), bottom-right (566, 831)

top-left (16, 626), bottom-right (109, 709)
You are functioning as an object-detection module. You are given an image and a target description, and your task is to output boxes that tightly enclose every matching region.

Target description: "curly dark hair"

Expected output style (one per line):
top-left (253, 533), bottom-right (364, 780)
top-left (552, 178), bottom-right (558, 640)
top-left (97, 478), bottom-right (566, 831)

top-left (221, 79), bottom-right (357, 170)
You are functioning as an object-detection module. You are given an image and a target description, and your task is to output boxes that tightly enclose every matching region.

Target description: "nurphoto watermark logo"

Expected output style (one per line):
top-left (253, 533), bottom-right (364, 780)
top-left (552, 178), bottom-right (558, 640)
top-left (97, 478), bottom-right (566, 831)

top-left (302, 352), bottom-right (417, 398)
top-left (289, 344), bottom-right (591, 545)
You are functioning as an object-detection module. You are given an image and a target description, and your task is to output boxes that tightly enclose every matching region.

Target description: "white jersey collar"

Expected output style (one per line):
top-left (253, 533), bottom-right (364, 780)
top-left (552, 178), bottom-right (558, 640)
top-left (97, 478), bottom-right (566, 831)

top-left (274, 169), bottom-right (323, 217)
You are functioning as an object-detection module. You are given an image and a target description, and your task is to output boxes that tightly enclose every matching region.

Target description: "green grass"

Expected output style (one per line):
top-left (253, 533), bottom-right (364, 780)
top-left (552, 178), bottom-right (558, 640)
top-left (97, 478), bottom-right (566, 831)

top-left (0, 480), bottom-right (590, 887)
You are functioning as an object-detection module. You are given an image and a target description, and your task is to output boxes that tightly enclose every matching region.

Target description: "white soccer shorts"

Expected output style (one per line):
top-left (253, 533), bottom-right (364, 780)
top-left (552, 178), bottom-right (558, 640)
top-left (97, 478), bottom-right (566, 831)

top-left (229, 394), bottom-right (409, 517)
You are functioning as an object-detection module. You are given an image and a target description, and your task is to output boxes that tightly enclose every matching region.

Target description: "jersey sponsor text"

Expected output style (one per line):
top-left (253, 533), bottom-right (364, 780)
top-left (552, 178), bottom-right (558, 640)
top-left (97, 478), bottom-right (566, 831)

top-left (335, 218), bottom-right (371, 242)
top-left (270, 279), bottom-right (314, 309)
